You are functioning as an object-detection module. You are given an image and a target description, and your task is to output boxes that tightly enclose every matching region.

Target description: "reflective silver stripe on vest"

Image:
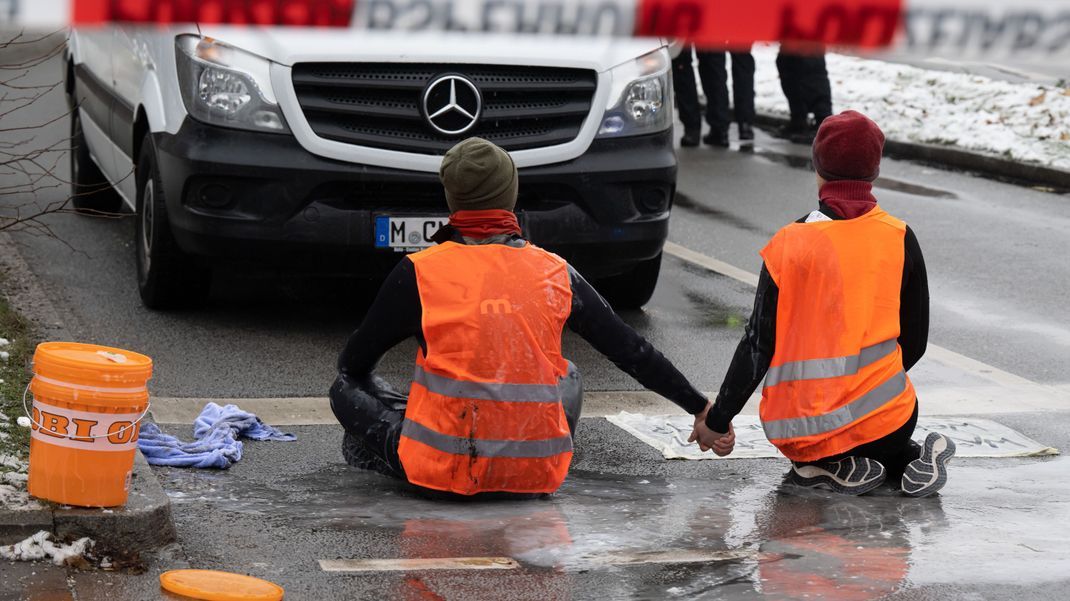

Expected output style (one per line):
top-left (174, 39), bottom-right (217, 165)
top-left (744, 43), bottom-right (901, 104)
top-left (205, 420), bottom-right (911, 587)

top-left (402, 419), bottom-right (573, 458)
top-left (762, 370), bottom-right (908, 440)
top-left (764, 338), bottom-right (898, 387)
top-left (413, 365), bottom-right (561, 403)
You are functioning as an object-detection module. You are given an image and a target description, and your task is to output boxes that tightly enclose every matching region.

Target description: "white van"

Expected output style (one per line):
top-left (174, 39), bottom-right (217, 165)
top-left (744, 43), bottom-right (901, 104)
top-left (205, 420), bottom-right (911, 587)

top-left (67, 26), bottom-right (676, 308)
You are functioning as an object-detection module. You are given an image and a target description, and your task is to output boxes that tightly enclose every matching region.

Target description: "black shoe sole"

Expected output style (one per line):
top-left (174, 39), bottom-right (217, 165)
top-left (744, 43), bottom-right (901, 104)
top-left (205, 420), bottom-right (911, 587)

top-left (902, 433), bottom-right (955, 497)
top-left (342, 432), bottom-right (386, 471)
top-left (791, 457), bottom-right (887, 496)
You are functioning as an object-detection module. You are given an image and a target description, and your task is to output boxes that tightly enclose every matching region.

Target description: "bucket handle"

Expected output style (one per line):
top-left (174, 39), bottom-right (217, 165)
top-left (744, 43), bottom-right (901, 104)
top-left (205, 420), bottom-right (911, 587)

top-left (22, 382), bottom-right (151, 440)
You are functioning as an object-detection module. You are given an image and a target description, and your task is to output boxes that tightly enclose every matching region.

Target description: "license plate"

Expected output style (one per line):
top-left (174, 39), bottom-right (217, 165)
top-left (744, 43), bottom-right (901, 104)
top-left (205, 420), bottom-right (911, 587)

top-left (375, 216), bottom-right (448, 252)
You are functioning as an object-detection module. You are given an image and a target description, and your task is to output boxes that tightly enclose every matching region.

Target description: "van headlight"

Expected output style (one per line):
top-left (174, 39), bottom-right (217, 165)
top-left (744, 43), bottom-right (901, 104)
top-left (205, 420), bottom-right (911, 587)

top-left (597, 48), bottom-right (672, 138)
top-left (175, 35), bottom-right (289, 134)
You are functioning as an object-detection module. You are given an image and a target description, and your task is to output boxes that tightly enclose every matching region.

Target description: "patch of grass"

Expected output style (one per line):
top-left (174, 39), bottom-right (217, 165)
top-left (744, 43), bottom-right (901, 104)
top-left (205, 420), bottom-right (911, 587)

top-left (0, 287), bottom-right (35, 462)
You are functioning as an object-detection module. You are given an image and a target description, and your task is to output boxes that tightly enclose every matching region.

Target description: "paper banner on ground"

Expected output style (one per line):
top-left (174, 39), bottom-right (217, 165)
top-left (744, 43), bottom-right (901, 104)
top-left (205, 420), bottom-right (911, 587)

top-left (605, 412), bottom-right (1060, 460)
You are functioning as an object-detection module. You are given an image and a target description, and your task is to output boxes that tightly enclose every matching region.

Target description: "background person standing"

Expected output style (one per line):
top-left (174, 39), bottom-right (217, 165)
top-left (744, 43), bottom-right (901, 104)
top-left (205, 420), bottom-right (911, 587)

top-left (776, 44), bottom-right (833, 144)
top-left (672, 44), bottom-right (756, 147)
top-left (703, 45), bottom-right (756, 145)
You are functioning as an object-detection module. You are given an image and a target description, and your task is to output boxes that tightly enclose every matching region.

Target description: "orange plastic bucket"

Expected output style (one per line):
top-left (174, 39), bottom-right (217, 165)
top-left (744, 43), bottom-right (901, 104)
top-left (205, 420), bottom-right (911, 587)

top-left (26, 342), bottom-right (153, 507)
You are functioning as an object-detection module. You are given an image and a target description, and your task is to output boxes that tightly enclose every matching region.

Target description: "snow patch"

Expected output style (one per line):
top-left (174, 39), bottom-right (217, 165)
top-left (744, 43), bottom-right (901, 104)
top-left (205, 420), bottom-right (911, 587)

top-left (0, 454), bottom-right (25, 469)
top-left (0, 483), bottom-right (41, 509)
top-left (0, 454), bottom-right (38, 510)
top-left (751, 45), bottom-right (1070, 171)
top-left (0, 531), bottom-right (94, 566)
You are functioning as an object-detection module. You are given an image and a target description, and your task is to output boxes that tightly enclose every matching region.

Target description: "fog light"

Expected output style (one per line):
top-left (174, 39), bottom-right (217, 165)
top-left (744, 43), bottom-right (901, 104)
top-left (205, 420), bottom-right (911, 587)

top-left (198, 183), bottom-right (233, 209)
top-left (638, 188), bottom-right (668, 213)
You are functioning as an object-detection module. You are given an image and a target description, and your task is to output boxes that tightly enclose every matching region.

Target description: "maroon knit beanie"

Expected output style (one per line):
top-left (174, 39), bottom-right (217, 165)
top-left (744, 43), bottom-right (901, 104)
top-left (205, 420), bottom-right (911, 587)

top-left (812, 110), bottom-right (885, 182)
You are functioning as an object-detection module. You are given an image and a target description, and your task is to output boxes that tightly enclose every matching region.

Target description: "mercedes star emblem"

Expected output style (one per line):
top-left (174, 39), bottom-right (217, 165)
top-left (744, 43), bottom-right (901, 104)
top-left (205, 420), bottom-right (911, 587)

top-left (422, 74), bottom-right (482, 136)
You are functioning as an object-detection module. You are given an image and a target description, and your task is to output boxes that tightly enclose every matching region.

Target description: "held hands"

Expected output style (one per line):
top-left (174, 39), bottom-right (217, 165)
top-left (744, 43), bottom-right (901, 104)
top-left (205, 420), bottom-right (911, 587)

top-left (688, 402), bottom-right (736, 457)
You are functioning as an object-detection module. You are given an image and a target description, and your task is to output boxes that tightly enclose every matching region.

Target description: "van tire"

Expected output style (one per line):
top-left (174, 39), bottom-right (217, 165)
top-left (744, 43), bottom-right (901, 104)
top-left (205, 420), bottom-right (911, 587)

top-left (135, 133), bottom-right (211, 309)
top-left (596, 252), bottom-right (662, 309)
top-left (69, 101), bottom-right (122, 214)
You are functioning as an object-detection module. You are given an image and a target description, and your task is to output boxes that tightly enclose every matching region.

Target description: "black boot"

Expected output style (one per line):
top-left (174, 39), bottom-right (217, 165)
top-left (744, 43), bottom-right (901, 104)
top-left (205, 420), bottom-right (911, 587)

top-left (703, 129), bottom-right (729, 147)
top-left (738, 122), bottom-right (754, 141)
top-left (680, 129), bottom-right (701, 147)
top-left (342, 431), bottom-right (390, 473)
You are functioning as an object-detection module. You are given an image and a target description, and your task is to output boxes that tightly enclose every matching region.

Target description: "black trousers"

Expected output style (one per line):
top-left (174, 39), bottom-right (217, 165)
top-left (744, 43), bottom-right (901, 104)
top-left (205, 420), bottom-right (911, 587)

top-left (672, 45), bottom-right (755, 133)
top-left (796, 400), bottom-right (922, 481)
top-left (330, 363), bottom-right (584, 499)
top-left (775, 50), bottom-right (833, 130)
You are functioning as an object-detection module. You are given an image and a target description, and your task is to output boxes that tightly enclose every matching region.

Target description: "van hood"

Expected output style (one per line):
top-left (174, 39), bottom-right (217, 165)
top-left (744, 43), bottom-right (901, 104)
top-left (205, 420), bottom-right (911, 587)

top-left (195, 27), bottom-right (666, 72)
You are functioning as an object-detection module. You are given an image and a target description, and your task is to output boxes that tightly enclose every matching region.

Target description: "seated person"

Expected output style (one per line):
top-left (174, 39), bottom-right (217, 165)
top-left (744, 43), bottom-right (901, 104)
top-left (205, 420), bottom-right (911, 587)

top-left (331, 137), bottom-right (710, 498)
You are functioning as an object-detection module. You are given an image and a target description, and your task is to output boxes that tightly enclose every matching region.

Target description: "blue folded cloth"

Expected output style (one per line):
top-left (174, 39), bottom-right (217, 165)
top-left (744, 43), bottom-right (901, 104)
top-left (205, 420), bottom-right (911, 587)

top-left (138, 402), bottom-right (296, 468)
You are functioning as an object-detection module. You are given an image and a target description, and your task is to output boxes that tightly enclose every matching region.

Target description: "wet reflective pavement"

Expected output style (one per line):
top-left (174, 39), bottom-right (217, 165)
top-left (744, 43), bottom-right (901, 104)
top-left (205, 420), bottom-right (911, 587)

top-left (3, 52), bottom-right (1070, 599)
top-left (104, 419), bottom-right (1065, 601)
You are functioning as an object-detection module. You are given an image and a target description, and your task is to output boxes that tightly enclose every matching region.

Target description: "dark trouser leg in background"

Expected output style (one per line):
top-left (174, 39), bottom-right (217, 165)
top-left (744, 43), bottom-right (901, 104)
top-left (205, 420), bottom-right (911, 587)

top-left (798, 53), bottom-right (832, 126)
top-left (696, 50), bottom-right (730, 135)
top-left (775, 51), bottom-right (809, 132)
top-left (729, 49), bottom-right (756, 125)
top-left (672, 45), bottom-right (702, 137)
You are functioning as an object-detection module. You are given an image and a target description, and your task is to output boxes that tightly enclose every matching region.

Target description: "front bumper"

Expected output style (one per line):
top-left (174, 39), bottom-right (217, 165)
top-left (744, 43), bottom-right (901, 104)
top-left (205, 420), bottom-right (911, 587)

top-left (153, 118), bottom-right (676, 278)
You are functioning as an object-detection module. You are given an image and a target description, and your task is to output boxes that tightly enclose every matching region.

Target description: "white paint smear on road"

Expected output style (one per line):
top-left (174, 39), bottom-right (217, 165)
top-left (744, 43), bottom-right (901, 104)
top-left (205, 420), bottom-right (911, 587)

top-left (607, 412), bottom-right (1059, 460)
top-left (319, 557), bottom-right (519, 572)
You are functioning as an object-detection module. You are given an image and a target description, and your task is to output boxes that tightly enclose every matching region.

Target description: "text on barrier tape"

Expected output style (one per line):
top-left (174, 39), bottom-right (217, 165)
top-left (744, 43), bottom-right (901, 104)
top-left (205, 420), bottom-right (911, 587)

top-left (69, 0), bottom-right (902, 47)
top-left (2, 1), bottom-right (1068, 63)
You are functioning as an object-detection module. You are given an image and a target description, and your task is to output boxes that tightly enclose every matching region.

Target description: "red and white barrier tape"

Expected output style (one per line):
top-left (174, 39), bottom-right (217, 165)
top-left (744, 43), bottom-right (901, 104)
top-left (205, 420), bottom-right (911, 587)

top-left (2, 0), bottom-right (1069, 65)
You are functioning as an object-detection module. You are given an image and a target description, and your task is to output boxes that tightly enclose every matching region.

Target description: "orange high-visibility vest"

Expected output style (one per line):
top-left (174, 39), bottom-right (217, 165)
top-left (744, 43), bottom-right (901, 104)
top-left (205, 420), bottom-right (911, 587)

top-left (759, 206), bottom-right (917, 462)
top-left (398, 241), bottom-right (574, 495)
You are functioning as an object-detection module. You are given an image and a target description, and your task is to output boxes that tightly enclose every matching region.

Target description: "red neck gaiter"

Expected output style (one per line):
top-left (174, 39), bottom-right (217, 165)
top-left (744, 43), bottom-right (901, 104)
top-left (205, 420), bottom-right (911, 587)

top-left (448, 209), bottom-right (522, 239)
top-left (819, 180), bottom-right (878, 219)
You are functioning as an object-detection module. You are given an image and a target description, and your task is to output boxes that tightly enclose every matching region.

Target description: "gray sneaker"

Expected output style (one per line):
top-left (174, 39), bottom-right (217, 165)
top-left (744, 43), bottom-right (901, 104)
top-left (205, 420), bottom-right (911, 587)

top-left (901, 433), bottom-right (956, 497)
top-left (791, 456), bottom-right (887, 496)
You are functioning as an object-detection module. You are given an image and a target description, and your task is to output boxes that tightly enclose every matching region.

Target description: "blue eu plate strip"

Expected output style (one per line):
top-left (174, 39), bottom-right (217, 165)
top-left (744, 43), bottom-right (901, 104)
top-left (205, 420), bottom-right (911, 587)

top-left (375, 216), bottom-right (389, 248)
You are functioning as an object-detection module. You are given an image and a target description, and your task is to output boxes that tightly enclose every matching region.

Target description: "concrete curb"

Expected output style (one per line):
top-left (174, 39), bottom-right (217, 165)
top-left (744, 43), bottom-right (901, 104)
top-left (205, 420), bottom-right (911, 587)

top-left (754, 114), bottom-right (1070, 191)
top-left (1, 452), bottom-right (176, 552)
top-left (0, 231), bottom-right (176, 552)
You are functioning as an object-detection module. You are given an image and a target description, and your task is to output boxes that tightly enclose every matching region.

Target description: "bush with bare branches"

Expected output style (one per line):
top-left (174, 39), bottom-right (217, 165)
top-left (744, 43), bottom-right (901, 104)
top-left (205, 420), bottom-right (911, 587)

top-left (0, 30), bottom-right (127, 243)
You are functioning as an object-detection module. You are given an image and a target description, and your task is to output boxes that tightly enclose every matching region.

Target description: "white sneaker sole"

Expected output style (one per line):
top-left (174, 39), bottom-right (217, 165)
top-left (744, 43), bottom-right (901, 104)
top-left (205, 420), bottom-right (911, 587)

top-left (792, 456), bottom-right (887, 496)
top-left (902, 432), bottom-right (955, 497)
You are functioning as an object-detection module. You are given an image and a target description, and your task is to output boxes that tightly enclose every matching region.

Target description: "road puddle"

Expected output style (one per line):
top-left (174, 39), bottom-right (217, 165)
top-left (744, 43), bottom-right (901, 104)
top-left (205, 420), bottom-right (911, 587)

top-left (157, 457), bottom-right (1070, 598)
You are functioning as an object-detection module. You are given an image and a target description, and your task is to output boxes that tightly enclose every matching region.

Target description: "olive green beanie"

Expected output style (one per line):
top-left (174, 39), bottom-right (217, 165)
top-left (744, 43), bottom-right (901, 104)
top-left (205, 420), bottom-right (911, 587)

top-left (439, 138), bottom-right (518, 213)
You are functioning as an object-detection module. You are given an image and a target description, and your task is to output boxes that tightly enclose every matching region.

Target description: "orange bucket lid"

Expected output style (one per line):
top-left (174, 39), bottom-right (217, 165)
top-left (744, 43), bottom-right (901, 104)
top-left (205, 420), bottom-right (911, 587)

top-left (33, 342), bottom-right (152, 388)
top-left (159, 570), bottom-right (284, 601)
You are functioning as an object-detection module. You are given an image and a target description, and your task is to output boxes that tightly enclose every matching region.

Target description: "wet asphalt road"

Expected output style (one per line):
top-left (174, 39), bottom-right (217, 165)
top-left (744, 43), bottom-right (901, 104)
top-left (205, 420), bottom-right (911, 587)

top-left (2, 47), bottom-right (1070, 600)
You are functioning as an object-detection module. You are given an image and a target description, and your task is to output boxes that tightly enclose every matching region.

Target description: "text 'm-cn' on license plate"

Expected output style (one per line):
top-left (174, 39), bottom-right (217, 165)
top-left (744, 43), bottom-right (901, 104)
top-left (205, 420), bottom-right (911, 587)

top-left (375, 216), bottom-right (448, 252)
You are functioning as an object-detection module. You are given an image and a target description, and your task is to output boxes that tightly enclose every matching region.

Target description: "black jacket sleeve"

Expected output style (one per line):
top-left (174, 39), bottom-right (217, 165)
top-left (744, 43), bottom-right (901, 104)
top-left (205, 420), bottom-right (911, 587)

top-left (706, 265), bottom-right (778, 433)
top-left (899, 226), bottom-right (929, 371)
top-left (337, 258), bottom-right (423, 379)
top-left (565, 267), bottom-right (709, 415)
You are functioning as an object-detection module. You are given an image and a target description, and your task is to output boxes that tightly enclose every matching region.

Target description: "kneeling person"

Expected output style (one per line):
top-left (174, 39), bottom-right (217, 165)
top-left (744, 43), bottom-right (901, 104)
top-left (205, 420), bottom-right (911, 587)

top-left (691, 111), bottom-right (954, 497)
top-left (331, 138), bottom-right (710, 498)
